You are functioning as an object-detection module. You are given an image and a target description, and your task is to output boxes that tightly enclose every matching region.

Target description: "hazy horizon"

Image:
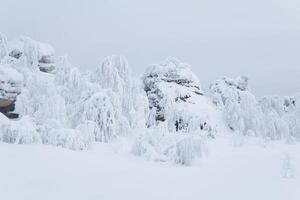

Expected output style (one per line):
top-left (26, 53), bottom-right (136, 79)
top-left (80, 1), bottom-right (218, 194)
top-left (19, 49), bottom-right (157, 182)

top-left (1, 0), bottom-right (299, 96)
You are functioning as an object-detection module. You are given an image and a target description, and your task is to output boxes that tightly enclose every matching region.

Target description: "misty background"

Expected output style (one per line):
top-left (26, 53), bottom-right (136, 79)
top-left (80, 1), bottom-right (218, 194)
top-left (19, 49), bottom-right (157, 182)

top-left (0, 0), bottom-right (299, 96)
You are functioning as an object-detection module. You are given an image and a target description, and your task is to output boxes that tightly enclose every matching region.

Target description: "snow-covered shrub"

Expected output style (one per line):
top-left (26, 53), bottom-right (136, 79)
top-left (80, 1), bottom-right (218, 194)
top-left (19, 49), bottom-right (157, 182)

top-left (46, 126), bottom-right (93, 150)
top-left (174, 136), bottom-right (203, 165)
top-left (0, 114), bottom-right (41, 144)
top-left (281, 153), bottom-right (295, 179)
top-left (131, 124), bottom-right (207, 165)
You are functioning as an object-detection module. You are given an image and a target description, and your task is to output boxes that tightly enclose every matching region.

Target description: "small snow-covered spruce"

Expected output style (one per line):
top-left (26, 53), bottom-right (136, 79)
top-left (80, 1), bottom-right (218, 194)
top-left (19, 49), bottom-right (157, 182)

top-left (0, 33), bottom-right (8, 62)
top-left (281, 153), bottom-right (295, 179)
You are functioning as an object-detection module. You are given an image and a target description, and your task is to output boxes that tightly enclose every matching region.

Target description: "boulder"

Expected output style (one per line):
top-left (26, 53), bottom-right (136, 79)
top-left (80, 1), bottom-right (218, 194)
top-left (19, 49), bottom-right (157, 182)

top-left (0, 64), bottom-right (23, 118)
top-left (8, 37), bottom-right (56, 73)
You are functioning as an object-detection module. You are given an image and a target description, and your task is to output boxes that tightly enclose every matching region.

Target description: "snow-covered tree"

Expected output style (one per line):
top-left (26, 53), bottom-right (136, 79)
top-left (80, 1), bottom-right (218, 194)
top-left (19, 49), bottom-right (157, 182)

top-left (91, 55), bottom-right (149, 133)
top-left (209, 76), bottom-right (265, 137)
top-left (259, 95), bottom-right (300, 142)
top-left (0, 33), bottom-right (8, 62)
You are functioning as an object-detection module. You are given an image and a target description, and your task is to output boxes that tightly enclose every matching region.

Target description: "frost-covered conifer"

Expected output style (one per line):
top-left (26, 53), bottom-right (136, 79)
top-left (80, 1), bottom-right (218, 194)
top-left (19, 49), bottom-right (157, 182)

top-left (91, 55), bottom-right (149, 132)
top-left (209, 76), bottom-right (264, 137)
top-left (0, 33), bottom-right (8, 62)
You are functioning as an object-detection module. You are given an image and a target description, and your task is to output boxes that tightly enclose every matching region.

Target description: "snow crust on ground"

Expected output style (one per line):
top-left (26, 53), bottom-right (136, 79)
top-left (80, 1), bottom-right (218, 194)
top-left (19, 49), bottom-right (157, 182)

top-left (0, 136), bottom-right (299, 200)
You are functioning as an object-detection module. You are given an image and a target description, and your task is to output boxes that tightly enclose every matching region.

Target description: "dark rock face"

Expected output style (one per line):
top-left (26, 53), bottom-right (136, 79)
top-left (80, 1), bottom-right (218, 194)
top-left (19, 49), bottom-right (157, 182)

top-left (9, 50), bottom-right (22, 59)
top-left (0, 99), bottom-right (18, 118)
top-left (38, 55), bottom-right (55, 73)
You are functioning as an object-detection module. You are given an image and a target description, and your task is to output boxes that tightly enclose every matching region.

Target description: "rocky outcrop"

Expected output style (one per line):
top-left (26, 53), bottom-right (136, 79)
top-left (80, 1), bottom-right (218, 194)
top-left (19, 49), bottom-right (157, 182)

top-left (8, 37), bottom-right (56, 73)
top-left (143, 57), bottom-right (220, 134)
top-left (37, 42), bottom-right (56, 73)
top-left (0, 36), bottom-right (56, 118)
top-left (0, 64), bottom-right (24, 118)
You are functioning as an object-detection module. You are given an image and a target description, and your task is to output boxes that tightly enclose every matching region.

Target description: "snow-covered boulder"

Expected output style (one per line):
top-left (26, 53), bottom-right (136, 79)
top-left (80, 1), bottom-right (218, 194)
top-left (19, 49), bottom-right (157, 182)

top-left (0, 64), bottom-right (24, 118)
top-left (143, 57), bottom-right (222, 134)
top-left (37, 42), bottom-right (56, 73)
top-left (0, 64), bottom-right (23, 99)
top-left (8, 37), bottom-right (56, 73)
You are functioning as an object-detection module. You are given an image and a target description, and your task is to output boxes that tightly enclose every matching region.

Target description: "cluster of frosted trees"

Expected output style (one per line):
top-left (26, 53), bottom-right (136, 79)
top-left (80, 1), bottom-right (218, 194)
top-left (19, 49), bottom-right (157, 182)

top-left (0, 33), bottom-right (299, 165)
top-left (0, 35), bottom-right (148, 150)
top-left (209, 76), bottom-right (300, 142)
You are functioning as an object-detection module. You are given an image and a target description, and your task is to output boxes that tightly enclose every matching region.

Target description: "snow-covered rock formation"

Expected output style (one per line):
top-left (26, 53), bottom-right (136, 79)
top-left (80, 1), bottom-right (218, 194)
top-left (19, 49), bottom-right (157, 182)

top-left (8, 37), bottom-right (56, 73)
top-left (133, 58), bottom-right (225, 165)
top-left (0, 64), bottom-right (23, 118)
top-left (143, 57), bottom-right (223, 134)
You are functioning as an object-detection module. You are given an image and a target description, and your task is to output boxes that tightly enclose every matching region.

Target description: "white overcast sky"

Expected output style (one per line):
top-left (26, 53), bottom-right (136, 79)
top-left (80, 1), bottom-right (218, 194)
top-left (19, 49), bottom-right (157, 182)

top-left (0, 0), bottom-right (299, 96)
